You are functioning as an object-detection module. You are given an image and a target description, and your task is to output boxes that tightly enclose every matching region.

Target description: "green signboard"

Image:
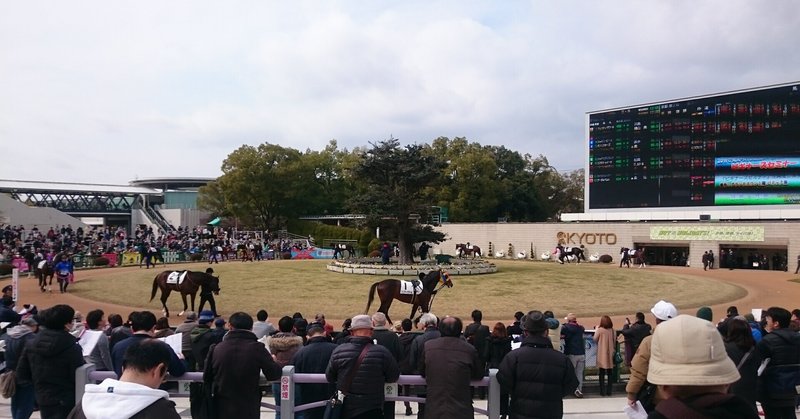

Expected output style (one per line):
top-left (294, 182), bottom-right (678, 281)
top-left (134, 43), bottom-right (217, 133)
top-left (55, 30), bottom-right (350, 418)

top-left (649, 226), bottom-right (764, 242)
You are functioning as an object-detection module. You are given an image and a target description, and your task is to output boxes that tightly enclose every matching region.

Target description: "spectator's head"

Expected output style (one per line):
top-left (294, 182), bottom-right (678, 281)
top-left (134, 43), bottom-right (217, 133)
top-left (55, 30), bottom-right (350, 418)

top-left (214, 318), bottom-right (226, 329)
top-left (791, 309), bottom-right (800, 321)
top-left (726, 306), bottom-right (738, 318)
top-left (564, 313), bottom-right (577, 323)
top-left (392, 321), bottom-right (403, 333)
top-left (229, 312), bottom-right (253, 331)
top-left (198, 310), bottom-right (214, 325)
top-left (86, 309), bottom-right (105, 330)
top-left (39, 304), bottom-right (75, 330)
top-left (599, 315), bottom-right (613, 329)
top-left (492, 322), bottom-right (507, 338)
top-left (108, 313), bottom-right (123, 328)
top-left (648, 315), bottom-right (739, 395)
top-left (350, 314), bottom-right (373, 337)
top-left (20, 317), bottom-right (38, 332)
top-left (635, 312), bottom-right (645, 323)
top-left (696, 306), bottom-right (713, 322)
top-left (471, 310), bottom-right (482, 322)
top-left (522, 310), bottom-right (548, 336)
top-left (743, 313), bottom-right (756, 323)
top-left (292, 312), bottom-right (303, 320)
top-left (514, 311), bottom-right (524, 322)
top-left (725, 317), bottom-right (755, 351)
top-left (294, 318), bottom-right (308, 337)
top-left (543, 310), bottom-right (555, 319)
top-left (650, 300), bottom-right (678, 324)
top-left (440, 316), bottom-right (463, 337)
top-left (371, 312), bottom-right (388, 327)
top-left (764, 306), bottom-right (791, 331)
top-left (121, 339), bottom-right (172, 389)
top-left (307, 323), bottom-right (325, 338)
top-left (314, 313), bottom-right (326, 325)
top-left (184, 311), bottom-right (197, 322)
top-left (278, 316), bottom-right (294, 333)
top-left (401, 318), bottom-right (412, 332)
top-left (420, 313), bottom-right (438, 328)
top-left (129, 311), bottom-right (157, 333)
top-left (155, 317), bottom-right (170, 330)
top-left (256, 310), bottom-right (268, 322)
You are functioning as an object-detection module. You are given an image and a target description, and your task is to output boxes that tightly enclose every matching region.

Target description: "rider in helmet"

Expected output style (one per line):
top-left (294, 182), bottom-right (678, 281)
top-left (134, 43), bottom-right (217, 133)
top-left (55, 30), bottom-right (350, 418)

top-left (54, 253), bottom-right (74, 293)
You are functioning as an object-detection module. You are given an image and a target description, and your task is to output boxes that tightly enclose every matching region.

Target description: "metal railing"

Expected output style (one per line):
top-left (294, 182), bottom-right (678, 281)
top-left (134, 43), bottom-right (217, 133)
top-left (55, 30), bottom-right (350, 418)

top-left (75, 364), bottom-right (501, 418)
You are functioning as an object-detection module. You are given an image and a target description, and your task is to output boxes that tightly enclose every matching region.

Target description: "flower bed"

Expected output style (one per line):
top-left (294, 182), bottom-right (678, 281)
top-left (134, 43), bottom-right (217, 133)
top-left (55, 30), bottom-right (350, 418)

top-left (327, 258), bottom-right (497, 276)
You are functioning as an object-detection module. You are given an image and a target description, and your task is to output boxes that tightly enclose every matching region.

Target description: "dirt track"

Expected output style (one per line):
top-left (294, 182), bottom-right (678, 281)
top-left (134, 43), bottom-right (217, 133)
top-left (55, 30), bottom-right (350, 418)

top-left (5, 264), bottom-right (799, 328)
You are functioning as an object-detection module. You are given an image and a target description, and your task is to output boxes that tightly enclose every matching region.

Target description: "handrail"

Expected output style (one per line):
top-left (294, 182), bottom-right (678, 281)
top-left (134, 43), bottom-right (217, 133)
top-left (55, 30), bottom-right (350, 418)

top-left (76, 365), bottom-right (501, 418)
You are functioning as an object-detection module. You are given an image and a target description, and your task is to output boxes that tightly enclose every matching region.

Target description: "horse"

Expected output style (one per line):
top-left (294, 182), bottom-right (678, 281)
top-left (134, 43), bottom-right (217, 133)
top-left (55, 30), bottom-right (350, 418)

top-left (332, 243), bottom-right (356, 259)
top-left (633, 248), bottom-right (646, 268)
top-left (150, 270), bottom-right (221, 317)
top-left (554, 244), bottom-right (586, 264)
top-left (455, 243), bottom-right (482, 259)
top-left (364, 269), bottom-right (453, 324)
top-left (37, 260), bottom-right (55, 292)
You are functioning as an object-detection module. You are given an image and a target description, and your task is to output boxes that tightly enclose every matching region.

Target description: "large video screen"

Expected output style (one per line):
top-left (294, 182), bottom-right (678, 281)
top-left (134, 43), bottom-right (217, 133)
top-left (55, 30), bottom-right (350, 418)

top-left (588, 82), bottom-right (800, 209)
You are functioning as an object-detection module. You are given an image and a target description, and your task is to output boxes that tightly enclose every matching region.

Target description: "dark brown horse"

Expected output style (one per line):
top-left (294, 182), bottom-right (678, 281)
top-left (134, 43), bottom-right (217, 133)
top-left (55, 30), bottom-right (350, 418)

top-left (455, 243), bottom-right (482, 258)
top-left (364, 269), bottom-right (453, 323)
top-left (150, 270), bottom-right (220, 317)
top-left (36, 260), bottom-right (55, 292)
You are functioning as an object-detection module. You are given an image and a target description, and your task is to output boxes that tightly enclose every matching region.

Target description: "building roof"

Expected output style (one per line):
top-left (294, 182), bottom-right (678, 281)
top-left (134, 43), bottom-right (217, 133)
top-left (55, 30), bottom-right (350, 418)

top-left (0, 179), bottom-right (159, 195)
top-left (129, 177), bottom-right (215, 190)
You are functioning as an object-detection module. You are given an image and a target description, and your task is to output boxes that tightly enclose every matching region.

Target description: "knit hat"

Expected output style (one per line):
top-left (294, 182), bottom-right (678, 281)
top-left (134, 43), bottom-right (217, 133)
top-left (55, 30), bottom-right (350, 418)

top-left (648, 315), bottom-right (740, 386)
top-left (650, 300), bottom-right (678, 321)
top-left (350, 314), bottom-right (373, 331)
top-left (198, 310), bottom-right (214, 324)
top-left (696, 306), bottom-right (713, 322)
top-left (522, 311), bottom-right (547, 334)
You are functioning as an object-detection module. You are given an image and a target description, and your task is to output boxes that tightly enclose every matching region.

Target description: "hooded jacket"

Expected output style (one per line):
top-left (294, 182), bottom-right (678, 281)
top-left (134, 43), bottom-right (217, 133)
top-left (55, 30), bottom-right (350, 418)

top-left (16, 327), bottom-right (85, 408)
top-left (67, 378), bottom-right (180, 419)
top-left (2, 324), bottom-right (37, 377)
top-left (757, 327), bottom-right (800, 407)
top-left (265, 332), bottom-right (303, 368)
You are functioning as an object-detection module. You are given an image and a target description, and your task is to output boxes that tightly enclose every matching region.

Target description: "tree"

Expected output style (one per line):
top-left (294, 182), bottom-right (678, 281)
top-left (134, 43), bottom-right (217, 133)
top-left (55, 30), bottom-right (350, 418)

top-left (348, 139), bottom-right (447, 264)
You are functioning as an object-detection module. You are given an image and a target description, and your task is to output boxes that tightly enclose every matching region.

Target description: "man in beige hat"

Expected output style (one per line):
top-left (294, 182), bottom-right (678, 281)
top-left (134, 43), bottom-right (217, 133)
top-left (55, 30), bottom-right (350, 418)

top-left (626, 300), bottom-right (677, 411)
top-left (646, 314), bottom-right (757, 418)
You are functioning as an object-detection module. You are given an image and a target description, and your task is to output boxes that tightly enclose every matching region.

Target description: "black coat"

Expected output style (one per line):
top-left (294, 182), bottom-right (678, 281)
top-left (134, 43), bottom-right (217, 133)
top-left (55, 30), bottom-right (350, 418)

top-left (16, 327), bottom-right (86, 409)
top-left (408, 326), bottom-right (440, 374)
top-left (756, 328), bottom-right (800, 407)
top-left (465, 322), bottom-right (490, 361)
top-left (419, 336), bottom-right (484, 419)
top-left (208, 330), bottom-right (282, 419)
top-left (292, 336), bottom-right (338, 419)
top-left (325, 336), bottom-right (400, 418)
top-left (487, 335), bottom-right (512, 369)
top-left (724, 341), bottom-right (760, 411)
top-left (397, 331), bottom-right (420, 375)
top-left (372, 327), bottom-right (401, 361)
top-left (497, 334), bottom-right (578, 419)
top-left (621, 321), bottom-right (652, 353)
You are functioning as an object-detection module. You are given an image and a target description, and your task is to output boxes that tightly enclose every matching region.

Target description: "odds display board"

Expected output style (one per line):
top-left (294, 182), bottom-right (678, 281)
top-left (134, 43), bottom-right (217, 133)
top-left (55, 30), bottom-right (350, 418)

top-left (587, 82), bottom-right (800, 210)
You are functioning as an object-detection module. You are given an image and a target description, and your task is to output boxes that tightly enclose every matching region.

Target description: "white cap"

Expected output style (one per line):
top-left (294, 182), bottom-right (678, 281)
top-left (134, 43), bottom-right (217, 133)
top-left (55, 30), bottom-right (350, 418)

top-left (651, 300), bottom-right (678, 321)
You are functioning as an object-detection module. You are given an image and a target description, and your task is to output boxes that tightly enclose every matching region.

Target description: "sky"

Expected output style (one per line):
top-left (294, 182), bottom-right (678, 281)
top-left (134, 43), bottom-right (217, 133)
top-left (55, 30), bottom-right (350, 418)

top-left (1, 1), bottom-right (798, 185)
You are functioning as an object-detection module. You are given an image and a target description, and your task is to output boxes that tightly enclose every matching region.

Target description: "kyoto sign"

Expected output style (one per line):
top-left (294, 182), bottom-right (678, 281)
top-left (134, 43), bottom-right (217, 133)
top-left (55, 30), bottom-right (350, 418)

top-left (649, 226), bottom-right (764, 242)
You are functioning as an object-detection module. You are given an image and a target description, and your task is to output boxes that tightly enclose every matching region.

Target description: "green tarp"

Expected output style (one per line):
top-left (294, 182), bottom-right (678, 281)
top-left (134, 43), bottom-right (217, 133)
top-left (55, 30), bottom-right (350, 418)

top-left (207, 217), bottom-right (222, 226)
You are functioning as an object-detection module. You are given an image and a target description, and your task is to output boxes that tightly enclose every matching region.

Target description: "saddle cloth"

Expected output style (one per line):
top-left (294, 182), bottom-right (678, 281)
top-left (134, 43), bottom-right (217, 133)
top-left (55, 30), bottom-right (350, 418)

top-left (400, 280), bottom-right (423, 295)
top-left (166, 271), bottom-right (188, 285)
top-left (38, 260), bottom-right (47, 270)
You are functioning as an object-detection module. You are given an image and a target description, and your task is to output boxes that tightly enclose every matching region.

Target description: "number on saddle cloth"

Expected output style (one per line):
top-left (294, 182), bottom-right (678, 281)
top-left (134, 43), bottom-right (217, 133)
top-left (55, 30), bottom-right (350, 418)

top-left (399, 280), bottom-right (423, 295)
top-left (166, 271), bottom-right (188, 285)
top-left (628, 249), bottom-right (637, 256)
top-left (38, 260), bottom-right (48, 270)
top-left (564, 247), bottom-right (572, 253)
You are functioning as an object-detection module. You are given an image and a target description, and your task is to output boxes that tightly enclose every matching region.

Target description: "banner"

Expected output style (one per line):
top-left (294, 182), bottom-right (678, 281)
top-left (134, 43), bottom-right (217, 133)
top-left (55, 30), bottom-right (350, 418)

top-left (101, 253), bottom-right (118, 267)
top-left (120, 252), bottom-right (142, 266)
top-left (650, 226), bottom-right (764, 242)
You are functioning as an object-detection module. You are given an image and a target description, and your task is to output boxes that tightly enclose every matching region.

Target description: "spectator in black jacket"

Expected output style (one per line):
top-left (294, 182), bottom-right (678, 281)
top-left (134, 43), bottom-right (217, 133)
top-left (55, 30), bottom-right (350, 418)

top-left (292, 324), bottom-right (337, 419)
top-left (506, 311), bottom-right (524, 339)
top-left (16, 304), bottom-right (86, 419)
top-left (561, 313), bottom-right (586, 398)
top-left (110, 311), bottom-right (185, 379)
top-left (396, 318), bottom-right (418, 417)
top-left (757, 306), bottom-right (800, 419)
top-left (620, 312), bottom-right (652, 366)
top-left (0, 295), bottom-right (21, 331)
top-left (325, 314), bottom-right (399, 419)
top-left (408, 313), bottom-right (439, 419)
top-left (497, 310), bottom-right (578, 419)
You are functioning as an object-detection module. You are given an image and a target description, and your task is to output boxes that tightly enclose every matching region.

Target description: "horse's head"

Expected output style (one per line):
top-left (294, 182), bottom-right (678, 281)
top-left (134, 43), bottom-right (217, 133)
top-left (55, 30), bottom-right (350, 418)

top-left (207, 275), bottom-right (221, 295)
top-left (438, 270), bottom-right (453, 288)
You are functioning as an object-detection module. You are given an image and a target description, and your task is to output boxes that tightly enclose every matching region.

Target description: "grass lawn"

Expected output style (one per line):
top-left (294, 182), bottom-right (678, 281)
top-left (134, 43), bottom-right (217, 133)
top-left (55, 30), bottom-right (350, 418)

top-left (74, 259), bottom-right (745, 323)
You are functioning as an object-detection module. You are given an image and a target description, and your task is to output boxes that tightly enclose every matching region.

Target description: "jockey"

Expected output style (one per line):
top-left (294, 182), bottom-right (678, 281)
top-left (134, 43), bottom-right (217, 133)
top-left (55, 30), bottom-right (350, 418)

top-left (466, 242), bottom-right (472, 250)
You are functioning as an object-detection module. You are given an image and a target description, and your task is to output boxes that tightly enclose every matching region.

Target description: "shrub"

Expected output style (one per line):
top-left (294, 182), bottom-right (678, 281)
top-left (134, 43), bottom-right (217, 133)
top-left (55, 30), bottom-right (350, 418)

top-left (599, 254), bottom-right (613, 264)
top-left (190, 253), bottom-right (205, 262)
top-left (0, 263), bottom-right (12, 275)
top-left (368, 250), bottom-right (381, 258)
top-left (93, 257), bottom-right (110, 266)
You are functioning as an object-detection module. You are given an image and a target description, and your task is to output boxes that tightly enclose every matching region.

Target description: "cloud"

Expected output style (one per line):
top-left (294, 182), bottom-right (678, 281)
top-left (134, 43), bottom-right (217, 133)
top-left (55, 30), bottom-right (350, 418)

top-left (1, 1), bottom-right (798, 183)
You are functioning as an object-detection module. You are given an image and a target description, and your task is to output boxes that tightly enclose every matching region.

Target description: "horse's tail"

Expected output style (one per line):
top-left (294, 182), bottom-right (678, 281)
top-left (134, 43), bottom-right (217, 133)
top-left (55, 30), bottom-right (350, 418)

top-left (364, 282), bottom-right (379, 314)
top-left (150, 276), bottom-right (159, 302)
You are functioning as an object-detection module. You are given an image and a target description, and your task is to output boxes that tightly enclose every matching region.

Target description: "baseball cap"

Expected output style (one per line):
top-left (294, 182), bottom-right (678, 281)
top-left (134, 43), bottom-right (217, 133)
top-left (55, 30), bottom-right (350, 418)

top-left (648, 315), bottom-right (740, 386)
top-left (350, 314), bottom-right (373, 331)
top-left (198, 310), bottom-right (214, 324)
top-left (650, 300), bottom-right (678, 321)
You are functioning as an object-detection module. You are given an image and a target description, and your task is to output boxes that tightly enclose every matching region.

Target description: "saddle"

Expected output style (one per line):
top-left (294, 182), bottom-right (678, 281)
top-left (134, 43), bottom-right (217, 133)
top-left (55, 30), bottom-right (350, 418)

top-left (166, 271), bottom-right (188, 285)
top-left (399, 280), bottom-right (423, 295)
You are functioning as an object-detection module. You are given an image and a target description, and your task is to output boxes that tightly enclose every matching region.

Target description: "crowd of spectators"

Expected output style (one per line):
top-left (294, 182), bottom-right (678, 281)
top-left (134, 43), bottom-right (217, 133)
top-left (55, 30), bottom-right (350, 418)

top-left (0, 224), bottom-right (312, 269)
top-left (0, 291), bottom-right (798, 419)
